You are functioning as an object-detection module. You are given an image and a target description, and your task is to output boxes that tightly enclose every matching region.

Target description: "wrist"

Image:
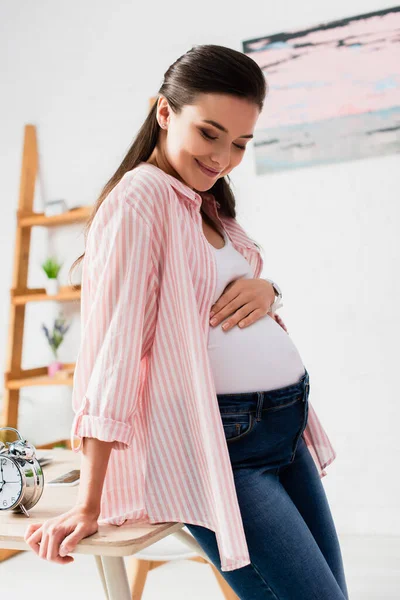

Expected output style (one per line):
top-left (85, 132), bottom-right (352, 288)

top-left (263, 278), bottom-right (283, 311)
top-left (75, 500), bottom-right (101, 517)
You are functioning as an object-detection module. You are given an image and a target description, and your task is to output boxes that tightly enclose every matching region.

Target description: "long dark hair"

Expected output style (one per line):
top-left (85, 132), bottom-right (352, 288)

top-left (69, 44), bottom-right (267, 286)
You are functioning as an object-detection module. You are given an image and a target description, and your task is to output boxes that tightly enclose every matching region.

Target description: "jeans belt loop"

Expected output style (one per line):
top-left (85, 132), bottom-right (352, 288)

top-left (304, 380), bottom-right (310, 402)
top-left (256, 391), bottom-right (263, 421)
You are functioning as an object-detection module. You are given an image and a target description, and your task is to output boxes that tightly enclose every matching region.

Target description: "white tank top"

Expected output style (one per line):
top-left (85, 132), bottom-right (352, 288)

top-left (207, 229), bottom-right (305, 394)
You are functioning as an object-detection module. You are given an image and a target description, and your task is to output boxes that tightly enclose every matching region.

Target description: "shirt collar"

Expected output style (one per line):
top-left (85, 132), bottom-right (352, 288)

top-left (138, 163), bottom-right (257, 251)
top-left (139, 162), bottom-right (221, 211)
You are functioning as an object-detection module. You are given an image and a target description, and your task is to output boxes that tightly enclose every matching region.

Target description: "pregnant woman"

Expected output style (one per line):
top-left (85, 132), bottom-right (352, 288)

top-left (185, 199), bottom-right (349, 599)
top-left (25, 44), bottom-right (349, 600)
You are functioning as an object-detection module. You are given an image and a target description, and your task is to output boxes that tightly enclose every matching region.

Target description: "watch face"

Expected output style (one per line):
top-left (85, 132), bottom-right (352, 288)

top-left (0, 456), bottom-right (23, 510)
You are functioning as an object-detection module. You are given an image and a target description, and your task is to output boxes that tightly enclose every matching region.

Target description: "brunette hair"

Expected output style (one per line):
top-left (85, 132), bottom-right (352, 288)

top-left (69, 44), bottom-right (267, 285)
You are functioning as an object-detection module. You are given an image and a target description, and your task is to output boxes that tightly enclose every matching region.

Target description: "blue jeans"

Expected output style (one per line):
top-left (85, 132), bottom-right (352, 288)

top-left (184, 368), bottom-right (349, 600)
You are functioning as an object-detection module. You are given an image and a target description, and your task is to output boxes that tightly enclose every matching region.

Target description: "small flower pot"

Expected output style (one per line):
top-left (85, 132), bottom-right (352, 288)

top-left (45, 278), bottom-right (59, 296)
top-left (48, 361), bottom-right (63, 377)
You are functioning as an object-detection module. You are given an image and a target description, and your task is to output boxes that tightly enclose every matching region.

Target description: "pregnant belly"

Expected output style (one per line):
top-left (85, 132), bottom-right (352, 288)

top-left (207, 314), bottom-right (306, 395)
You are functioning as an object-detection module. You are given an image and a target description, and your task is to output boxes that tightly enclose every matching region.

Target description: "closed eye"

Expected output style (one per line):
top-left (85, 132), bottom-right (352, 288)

top-left (200, 128), bottom-right (246, 151)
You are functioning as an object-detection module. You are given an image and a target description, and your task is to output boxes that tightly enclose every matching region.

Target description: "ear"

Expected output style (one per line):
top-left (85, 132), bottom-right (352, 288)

top-left (157, 95), bottom-right (170, 128)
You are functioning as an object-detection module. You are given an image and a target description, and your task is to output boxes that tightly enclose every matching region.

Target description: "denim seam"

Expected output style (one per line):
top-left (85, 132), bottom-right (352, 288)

top-left (249, 560), bottom-right (281, 599)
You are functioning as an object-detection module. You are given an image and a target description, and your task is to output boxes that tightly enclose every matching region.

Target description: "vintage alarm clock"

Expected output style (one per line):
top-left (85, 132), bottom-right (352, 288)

top-left (0, 427), bottom-right (44, 516)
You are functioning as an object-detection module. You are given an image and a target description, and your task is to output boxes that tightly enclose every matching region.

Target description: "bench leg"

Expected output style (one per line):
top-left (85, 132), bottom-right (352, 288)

top-left (94, 555), bottom-right (110, 599)
top-left (101, 556), bottom-right (132, 600)
top-left (172, 529), bottom-right (210, 561)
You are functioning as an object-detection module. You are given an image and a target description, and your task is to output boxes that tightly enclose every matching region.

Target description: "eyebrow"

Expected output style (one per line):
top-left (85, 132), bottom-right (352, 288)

top-left (201, 119), bottom-right (254, 139)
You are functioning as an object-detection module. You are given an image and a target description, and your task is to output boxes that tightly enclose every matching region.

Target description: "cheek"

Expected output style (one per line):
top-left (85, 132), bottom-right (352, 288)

top-left (186, 135), bottom-right (209, 156)
top-left (167, 129), bottom-right (205, 158)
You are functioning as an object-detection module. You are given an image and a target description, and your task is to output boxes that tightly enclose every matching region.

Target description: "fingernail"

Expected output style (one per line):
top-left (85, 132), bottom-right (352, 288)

top-left (210, 317), bottom-right (217, 325)
top-left (59, 546), bottom-right (68, 556)
top-left (209, 311), bottom-right (215, 318)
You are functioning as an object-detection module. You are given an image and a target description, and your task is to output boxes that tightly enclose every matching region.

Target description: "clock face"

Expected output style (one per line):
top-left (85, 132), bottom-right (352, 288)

top-left (0, 456), bottom-right (23, 510)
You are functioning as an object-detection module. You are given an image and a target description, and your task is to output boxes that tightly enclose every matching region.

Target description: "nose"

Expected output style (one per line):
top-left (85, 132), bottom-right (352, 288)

top-left (210, 148), bottom-right (230, 171)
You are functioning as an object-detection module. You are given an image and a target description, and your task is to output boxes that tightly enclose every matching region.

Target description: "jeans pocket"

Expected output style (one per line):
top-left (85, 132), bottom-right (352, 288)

top-left (261, 394), bottom-right (305, 450)
top-left (220, 412), bottom-right (255, 443)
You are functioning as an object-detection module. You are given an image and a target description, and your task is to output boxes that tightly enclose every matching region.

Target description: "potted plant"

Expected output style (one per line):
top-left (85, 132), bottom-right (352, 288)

top-left (41, 256), bottom-right (63, 296)
top-left (42, 312), bottom-right (71, 376)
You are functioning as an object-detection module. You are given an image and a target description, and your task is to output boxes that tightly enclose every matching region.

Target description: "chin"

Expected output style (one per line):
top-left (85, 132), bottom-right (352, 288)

top-left (194, 181), bottom-right (215, 193)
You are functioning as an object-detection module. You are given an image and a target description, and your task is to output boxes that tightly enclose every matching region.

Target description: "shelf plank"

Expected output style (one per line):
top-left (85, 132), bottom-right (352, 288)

top-left (18, 206), bottom-right (93, 227)
top-left (12, 285), bottom-right (81, 305)
top-left (5, 364), bottom-right (75, 390)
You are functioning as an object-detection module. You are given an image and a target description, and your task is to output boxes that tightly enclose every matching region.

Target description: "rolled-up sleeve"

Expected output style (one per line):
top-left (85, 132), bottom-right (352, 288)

top-left (70, 191), bottom-right (156, 452)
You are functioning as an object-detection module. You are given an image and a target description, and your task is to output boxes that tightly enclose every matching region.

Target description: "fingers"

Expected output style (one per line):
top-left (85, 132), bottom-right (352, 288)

top-left (24, 523), bottom-right (42, 554)
top-left (23, 510), bottom-right (98, 565)
top-left (59, 522), bottom-right (86, 556)
top-left (24, 522), bottom-right (74, 565)
top-left (46, 523), bottom-right (71, 561)
top-left (24, 524), bottom-right (49, 559)
top-left (39, 530), bottom-right (49, 560)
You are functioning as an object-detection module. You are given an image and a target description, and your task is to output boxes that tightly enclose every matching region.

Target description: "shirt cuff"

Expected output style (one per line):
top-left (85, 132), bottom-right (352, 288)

top-left (70, 399), bottom-right (134, 452)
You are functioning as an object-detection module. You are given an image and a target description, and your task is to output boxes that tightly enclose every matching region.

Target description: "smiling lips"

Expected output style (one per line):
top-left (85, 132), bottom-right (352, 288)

top-left (195, 159), bottom-right (221, 177)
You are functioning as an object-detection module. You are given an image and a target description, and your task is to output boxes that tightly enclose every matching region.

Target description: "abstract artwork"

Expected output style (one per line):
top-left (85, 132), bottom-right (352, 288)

top-left (242, 6), bottom-right (400, 174)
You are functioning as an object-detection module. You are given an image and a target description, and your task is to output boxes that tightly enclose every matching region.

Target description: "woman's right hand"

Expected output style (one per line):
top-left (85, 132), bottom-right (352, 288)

top-left (24, 504), bottom-right (99, 564)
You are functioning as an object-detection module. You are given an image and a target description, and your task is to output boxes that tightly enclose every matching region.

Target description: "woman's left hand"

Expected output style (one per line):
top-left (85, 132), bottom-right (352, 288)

top-left (209, 278), bottom-right (288, 333)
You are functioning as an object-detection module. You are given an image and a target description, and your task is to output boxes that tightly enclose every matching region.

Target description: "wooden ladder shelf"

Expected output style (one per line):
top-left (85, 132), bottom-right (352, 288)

top-left (0, 124), bottom-right (92, 562)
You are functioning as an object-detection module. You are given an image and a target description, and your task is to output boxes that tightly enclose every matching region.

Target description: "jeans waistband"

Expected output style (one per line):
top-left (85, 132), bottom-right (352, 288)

top-left (216, 368), bottom-right (309, 418)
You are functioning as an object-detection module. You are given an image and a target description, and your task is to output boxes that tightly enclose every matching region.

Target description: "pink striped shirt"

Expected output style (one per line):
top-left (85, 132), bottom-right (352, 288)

top-left (70, 162), bottom-right (336, 572)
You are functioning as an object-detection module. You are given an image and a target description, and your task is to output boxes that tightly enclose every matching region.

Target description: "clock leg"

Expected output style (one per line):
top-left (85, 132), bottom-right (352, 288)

top-left (19, 504), bottom-right (29, 517)
top-left (101, 555), bottom-right (132, 600)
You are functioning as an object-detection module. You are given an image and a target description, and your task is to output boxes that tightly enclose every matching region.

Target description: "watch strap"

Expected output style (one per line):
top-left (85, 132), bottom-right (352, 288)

top-left (264, 278), bottom-right (283, 312)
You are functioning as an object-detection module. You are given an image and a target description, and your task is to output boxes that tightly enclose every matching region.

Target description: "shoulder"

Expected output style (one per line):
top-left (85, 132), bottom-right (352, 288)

top-left (115, 162), bottom-right (172, 227)
top-left (98, 163), bottom-right (171, 232)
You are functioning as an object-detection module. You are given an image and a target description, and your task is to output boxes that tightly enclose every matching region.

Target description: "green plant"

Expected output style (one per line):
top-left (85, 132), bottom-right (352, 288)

top-left (42, 312), bottom-right (71, 360)
top-left (41, 257), bottom-right (63, 279)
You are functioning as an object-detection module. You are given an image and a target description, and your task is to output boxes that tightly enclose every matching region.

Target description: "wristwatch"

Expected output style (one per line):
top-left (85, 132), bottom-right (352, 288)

top-left (264, 278), bottom-right (283, 312)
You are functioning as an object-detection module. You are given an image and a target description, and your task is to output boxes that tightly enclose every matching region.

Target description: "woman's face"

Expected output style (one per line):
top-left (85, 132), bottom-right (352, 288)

top-left (153, 92), bottom-right (260, 192)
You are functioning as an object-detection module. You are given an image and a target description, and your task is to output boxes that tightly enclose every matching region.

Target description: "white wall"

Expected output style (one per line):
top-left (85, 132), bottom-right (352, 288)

top-left (1, 0), bottom-right (399, 537)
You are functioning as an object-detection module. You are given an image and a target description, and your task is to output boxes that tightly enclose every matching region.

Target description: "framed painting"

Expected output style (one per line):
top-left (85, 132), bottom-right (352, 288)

top-left (243, 6), bottom-right (400, 173)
